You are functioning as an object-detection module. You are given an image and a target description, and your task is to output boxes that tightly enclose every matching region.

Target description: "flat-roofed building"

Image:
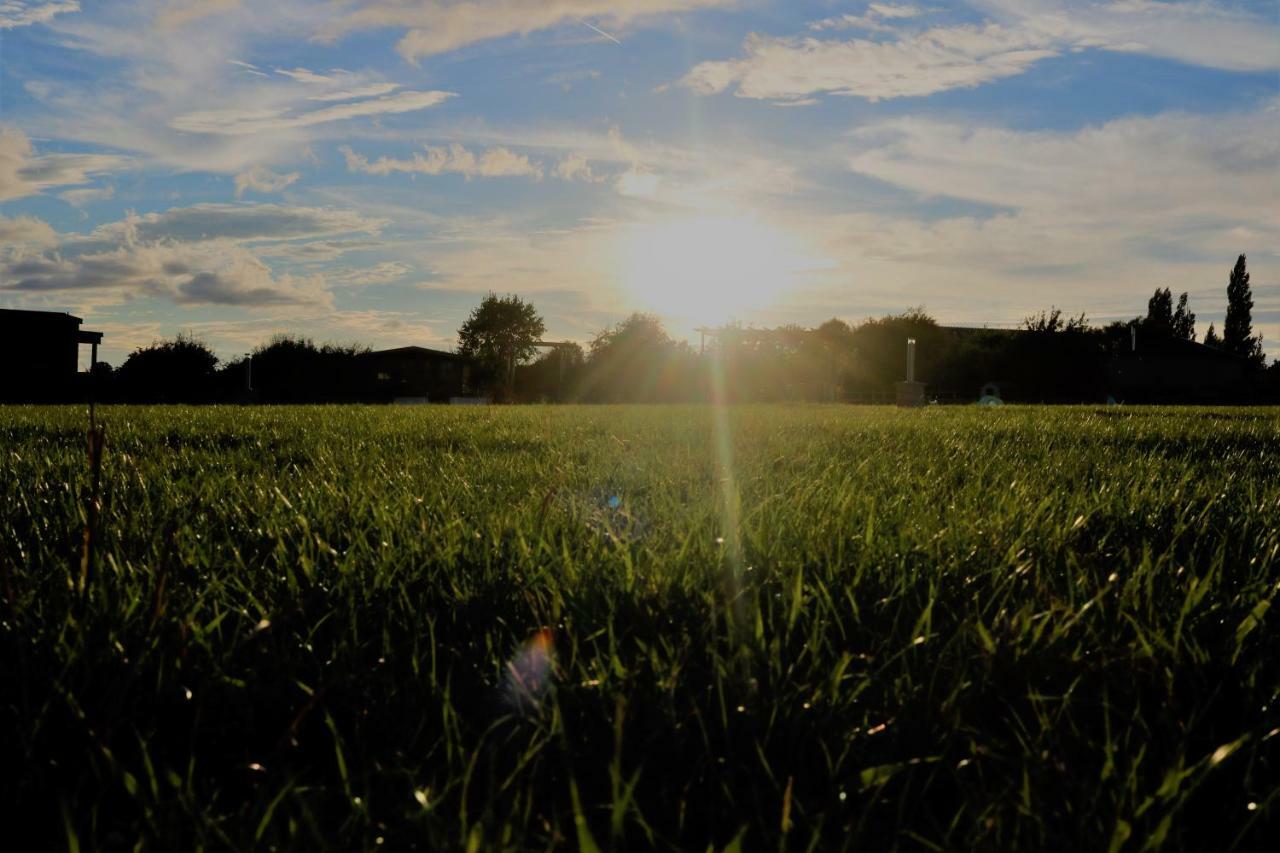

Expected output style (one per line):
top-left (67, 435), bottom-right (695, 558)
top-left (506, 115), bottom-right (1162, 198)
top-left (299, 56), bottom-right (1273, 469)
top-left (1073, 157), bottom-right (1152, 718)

top-left (0, 309), bottom-right (103, 401)
top-left (364, 346), bottom-right (472, 402)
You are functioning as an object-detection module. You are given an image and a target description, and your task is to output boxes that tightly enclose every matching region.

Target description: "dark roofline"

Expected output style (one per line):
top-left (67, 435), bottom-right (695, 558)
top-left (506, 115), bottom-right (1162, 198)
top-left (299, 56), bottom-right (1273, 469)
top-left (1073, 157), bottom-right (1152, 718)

top-left (940, 325), bottom-right (1024, 335)
top-left (1125, 335), bottom-right (1255, 363)
top-left (0, 308), bottom-right (85, 324)
top-left (367, 345), bottom-right (468, 361)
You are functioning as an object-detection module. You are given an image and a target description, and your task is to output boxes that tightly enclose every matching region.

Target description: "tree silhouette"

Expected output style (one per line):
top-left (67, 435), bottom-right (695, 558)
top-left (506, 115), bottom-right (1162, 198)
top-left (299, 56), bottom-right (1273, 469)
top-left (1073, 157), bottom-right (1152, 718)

top-left (1223, 254), bottom-right (1264, 365)
top-left (1144, 288), bottom-right (1174, 337)
top-left (458, 293), bottom-right (546, 398)
top-left (582, 313), bottom-right (696, 402)
top-left (117, 334), bottom-right (219, 402)
top-left (248, 335), bottom-right (370, 402)
top-left (1171, 292), bottom-right (1196, 341)
top-left (1023, 307), bottom-right (1088, 334)
top-left (1203, 324), bottom-right (1221, 347)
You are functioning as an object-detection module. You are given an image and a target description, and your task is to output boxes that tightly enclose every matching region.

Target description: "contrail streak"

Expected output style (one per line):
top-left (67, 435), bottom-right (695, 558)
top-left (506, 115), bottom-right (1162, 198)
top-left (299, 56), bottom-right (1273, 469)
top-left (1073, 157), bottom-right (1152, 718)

top-left (584, 21), bottom-right (622, 44)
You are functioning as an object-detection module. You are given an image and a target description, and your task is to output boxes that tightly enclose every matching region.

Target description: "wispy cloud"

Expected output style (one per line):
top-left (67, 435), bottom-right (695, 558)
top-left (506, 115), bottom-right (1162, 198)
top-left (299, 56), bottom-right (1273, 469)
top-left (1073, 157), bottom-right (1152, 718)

top-left (170, 89), bottom-right (455, 136)
top-left (0, 125), bottom-right (128, 201)
top-left (234, 166), bottom-right (301, 198)
top-left (809, 2), bottom-right (925, 33)
top-left (20, 9), bottom-right (451, 173)
top-left (59, 183), bottom-right (115, 206)
top-left (685, 24), bottom-right (1054, 102)
top-left (327, 261), bottom-right (412, 287)
top-left (688, 0), bottom-right (1280, 103)
top-left (341, 143), bottom-right (544, 179)
top-left (974, 0), bottom-right (1280, 73)
top-left (846, 102), bottom-right (1280, 227)
top-left (154, 0), bottom-right (238, 32)
top-left (0, 0), bottom-right (78, 29)
top-left (320, 0), bottom-right (741, 61)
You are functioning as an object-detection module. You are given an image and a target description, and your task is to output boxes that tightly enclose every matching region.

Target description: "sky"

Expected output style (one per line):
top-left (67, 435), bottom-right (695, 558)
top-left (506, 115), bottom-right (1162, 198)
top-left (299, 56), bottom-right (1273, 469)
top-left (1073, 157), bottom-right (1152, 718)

top-left (1, 0), bottom-right (1277, 366)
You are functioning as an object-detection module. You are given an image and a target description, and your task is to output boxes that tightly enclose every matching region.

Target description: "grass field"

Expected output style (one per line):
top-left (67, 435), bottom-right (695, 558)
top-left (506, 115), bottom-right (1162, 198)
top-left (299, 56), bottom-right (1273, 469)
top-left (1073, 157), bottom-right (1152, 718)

top-left (2, 404), bottom-right (1277, 850)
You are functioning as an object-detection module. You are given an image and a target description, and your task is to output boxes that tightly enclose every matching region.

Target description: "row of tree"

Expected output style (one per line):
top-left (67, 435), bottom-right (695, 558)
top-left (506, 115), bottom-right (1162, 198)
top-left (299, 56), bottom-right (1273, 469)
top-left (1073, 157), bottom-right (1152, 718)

top-left (1138, 255), bottom-right (1263, 363)
top-left (89, 254), bottom-right (1273, 404)
top-left (458, 254), bottom-right (1271, 403)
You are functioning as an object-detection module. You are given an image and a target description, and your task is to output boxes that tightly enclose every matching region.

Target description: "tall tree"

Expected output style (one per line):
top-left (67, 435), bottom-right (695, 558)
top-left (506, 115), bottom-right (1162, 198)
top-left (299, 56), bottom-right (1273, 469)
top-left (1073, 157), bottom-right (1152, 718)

top-left (1223, 254), bottom-right (1264, 364)
top-left (1144, 287), bottom-right (1174, 337)
top-left (1171, 292), bottom-right (1196, 341)
top-left (457, 293), bottom-right (546, 397)
top-left (1203, 323), bottom-right (1221, 347)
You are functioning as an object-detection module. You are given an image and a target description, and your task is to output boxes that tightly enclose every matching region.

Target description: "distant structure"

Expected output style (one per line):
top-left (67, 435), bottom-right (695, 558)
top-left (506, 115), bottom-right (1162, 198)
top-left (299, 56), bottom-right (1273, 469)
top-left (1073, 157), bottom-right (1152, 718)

top-left (0, 309), bottom-right (103, 401)
top-left (365, 346), bottom-right (472, 403)
top-left (1110, 335), bottom-right (1254, 402)
top-left (895, 338), bottom-right (926, 407)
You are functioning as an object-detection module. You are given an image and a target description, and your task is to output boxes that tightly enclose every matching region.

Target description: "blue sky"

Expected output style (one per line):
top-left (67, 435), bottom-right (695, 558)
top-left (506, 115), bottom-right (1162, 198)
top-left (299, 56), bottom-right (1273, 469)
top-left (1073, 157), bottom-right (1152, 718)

top-left (1, 0), bottom-right (1277, 365)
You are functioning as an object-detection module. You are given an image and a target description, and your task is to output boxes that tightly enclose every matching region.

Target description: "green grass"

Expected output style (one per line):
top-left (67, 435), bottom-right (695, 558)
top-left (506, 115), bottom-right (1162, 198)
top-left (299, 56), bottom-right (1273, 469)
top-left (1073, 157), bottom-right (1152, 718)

top-left (1, 404), bottom-right (1277, 850)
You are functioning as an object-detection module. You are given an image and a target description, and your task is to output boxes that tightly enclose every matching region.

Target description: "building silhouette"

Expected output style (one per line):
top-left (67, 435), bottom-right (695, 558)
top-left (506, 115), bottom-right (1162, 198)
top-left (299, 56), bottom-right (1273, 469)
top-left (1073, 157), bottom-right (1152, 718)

top-left (0, 309), bottom-right (103, 401)
top-left (365, 346), bottom-right (473, 402)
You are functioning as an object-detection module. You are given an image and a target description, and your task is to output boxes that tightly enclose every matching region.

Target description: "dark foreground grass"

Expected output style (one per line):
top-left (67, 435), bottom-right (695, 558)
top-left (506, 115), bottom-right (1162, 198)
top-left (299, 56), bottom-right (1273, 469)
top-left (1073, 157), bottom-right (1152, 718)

top-left (1, 404), bottom-right (1277, 850)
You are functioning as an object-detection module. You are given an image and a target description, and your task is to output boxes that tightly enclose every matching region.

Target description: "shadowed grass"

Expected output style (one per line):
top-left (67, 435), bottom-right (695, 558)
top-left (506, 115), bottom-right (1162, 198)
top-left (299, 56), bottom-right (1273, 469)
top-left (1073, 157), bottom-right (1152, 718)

top-left (0, 404), bottom-right (1277, 849)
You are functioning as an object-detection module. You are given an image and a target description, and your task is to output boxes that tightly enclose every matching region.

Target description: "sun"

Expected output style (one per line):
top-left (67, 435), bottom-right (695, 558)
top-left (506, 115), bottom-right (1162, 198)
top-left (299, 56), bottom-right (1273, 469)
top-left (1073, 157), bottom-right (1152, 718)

top-left (615, 216), bottom-right (822, 327)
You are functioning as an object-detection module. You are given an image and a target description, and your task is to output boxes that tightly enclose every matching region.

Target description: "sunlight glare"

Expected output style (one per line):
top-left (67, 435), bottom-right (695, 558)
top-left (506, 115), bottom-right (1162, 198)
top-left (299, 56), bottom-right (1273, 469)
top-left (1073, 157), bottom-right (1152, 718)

top-left (616, 216), bottom-right (822, 326)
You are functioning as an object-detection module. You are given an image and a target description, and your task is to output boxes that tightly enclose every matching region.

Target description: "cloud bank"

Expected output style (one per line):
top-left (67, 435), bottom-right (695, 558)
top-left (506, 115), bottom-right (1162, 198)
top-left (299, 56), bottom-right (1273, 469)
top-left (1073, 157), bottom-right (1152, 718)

top-left (0, 125), bottom-right (126, 201)
top-left (321, 0), bottom-right (741, 60)
top-left (1, 203), bottom-right (393, 309)
top-left (687, 0), bottom-right (1280, 102)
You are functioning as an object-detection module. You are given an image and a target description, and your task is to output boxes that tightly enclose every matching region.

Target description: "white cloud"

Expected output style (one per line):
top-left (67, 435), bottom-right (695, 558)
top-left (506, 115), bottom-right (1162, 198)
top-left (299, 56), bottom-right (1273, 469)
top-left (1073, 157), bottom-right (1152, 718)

top-left (309, 83), bottom-right (402, 102)
top-left (234, 166), bottom-right (301, 198)
top-left (719, 98), bottom-right (1280, 336)
top-left (1, 241), bottom-right (331, 307)
top-left (110, 203), bottom-right (386, 245)
top-left (341, 143), bottom-right (544, 179)
top-left (0, 202), bottom-right (390, 308)
top-left (155, 0), bottom-right (238, 31)
top-left (0, 1), bottom-right (78, 29)
top-left (846, 104), bottom-right (1280, 227)
top-left (319, 0), bottom-right (741, 61)
top-left (690, 0), bottom-right (1280, 102)
top-left (170, 89), bottom-right (456, 136)
top-left (328, 261), bottom-right (412, 286)
top-left (615, 170), bottom-right (661, 197)
top-left (273, 66), bottom-right (341, 85)
top-left (0, 125), bottom-right (128, 201)
top-left (14, 7), bottom-right (450, 174)
top-left (59, 184), bottom-right (115, 206)
top-left (684, 25), bottom-right (1055, 101)
top-left (974, 0), bottom-right (1280, 73)
top-left (810, 3), bottom-right (925, 33)
top-left (871, 2), bottom-right (924, 18)
top-left (254, 239), bottom-right (387, 263)
top-left (0, 214), bottom-right (57, 247)
top-left (554, 153), bottom-right (602, 182)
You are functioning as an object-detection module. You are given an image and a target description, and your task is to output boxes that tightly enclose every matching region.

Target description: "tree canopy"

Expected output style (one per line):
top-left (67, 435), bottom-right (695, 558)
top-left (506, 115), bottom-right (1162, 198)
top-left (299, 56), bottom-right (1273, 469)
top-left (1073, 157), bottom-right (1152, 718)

top-left (1223, 254), bottom-right (1264, 365)
top-left (117, 333), bottom-right (219, 402)
top-left (457, 293), bottom-right (546, 396)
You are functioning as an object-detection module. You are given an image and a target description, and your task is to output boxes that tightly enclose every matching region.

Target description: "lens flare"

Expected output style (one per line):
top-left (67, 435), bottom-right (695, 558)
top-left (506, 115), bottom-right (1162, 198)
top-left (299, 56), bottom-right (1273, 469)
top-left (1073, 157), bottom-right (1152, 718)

top-left (709, 345), bottom-right (745, 641)
top-left (503, 628), bottom-right (555, 713)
